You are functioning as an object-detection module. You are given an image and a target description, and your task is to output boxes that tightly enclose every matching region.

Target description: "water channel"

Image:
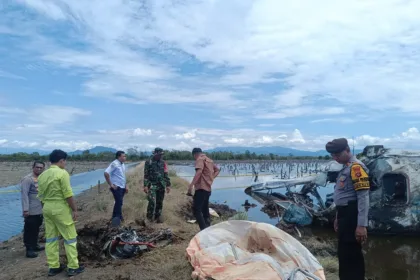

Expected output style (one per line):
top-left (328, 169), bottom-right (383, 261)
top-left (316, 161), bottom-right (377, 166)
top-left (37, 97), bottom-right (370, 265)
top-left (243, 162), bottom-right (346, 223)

top-left (0, 162), bottom-right (139, 243)
top-left (172, 164), bottom-right (420, 280)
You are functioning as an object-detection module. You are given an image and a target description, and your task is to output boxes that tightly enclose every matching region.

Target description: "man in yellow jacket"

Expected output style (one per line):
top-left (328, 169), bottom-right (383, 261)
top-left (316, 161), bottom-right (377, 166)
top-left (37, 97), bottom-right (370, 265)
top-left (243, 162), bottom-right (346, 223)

top-left (37, 149), bottom-right (84, 277)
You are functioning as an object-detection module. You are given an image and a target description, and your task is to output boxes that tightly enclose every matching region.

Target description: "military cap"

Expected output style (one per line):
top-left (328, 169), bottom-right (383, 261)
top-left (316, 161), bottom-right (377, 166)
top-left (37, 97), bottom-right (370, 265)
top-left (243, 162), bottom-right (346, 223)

top-left (325, 138), bottom-right (349, 154)
top-left (153, 147), bottom-right (164, 154)
top-left (191, 147), bottom-right (202, 155)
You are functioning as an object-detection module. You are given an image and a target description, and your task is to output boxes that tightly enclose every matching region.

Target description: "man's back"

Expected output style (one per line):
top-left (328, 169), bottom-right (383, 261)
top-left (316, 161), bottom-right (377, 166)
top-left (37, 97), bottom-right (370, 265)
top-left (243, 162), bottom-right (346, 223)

top-left (38, 165), bottom-right (73, 202)
top-left (195, 154), bottom-right (216, 192)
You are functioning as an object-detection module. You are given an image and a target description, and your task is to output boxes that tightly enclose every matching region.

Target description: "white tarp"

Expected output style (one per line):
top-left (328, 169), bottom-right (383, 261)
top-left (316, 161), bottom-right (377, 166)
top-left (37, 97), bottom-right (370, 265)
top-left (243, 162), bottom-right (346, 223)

top-left (186, 220), bottom-right (325, 280)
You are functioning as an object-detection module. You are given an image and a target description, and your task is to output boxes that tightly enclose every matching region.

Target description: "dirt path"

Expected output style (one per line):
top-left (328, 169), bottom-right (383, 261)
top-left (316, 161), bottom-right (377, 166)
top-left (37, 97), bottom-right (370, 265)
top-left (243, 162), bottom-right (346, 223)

top-left (0, 163), bottom-right (339, 280)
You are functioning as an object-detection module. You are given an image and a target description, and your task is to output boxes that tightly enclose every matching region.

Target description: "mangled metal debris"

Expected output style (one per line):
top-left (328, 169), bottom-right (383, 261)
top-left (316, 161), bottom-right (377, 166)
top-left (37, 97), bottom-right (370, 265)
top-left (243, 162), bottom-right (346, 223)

top-left (102, 227), bottom-right (173, 259)
top-left (245, 145), bottom-right (420, 235)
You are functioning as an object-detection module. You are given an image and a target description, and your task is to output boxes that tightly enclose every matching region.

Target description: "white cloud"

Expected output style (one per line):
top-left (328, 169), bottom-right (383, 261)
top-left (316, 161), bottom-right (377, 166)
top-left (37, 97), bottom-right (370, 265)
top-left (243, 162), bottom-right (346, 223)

top-left (15, 0), bottom-right (67, 20)
top-left (29, 106), bottom-right (91, 125)
top-left (2, 1), bottom-right (420, 153)
top-left (255, 106), bottom-right (345, 119)
top-left (255, 136), bottom-right (274, 144)
top-left (310, 118), bottom-right (356, 124)
top-left (274, 91), bottom-right (305, 108)
top-left (43, 140), bottom-right (94, 151)
top-left (401, 127), bottom-right (419, 139)
top-left (290, 129), bottom-right (306, 144)
top-left (2, 126), bottom-right (420, 152)
top-left (224, 138), bottom-right (244, 144)
top-left (132, 128), bottom-right (152, 136)
top-left (175, 131), bottom-right (197, 140)
top-left (0, 107), bottom-right (26, 114)
top-left (0, 70), bottom-right (25, 80)
top-left (6, 0), bottom-right (419, 120)
top-left (258, 124), bottom-right (275, 127)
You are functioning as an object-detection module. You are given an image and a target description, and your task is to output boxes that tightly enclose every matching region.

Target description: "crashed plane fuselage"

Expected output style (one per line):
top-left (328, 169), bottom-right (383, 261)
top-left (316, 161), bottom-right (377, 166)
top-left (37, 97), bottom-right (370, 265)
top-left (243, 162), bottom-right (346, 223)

top-left (245, 145), bottom-right (420, 235)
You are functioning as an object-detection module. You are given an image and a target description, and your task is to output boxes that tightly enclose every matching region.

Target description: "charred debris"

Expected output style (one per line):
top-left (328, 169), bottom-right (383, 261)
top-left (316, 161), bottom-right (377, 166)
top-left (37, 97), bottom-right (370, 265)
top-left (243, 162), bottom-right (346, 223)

top-left (245, 145), bottom-right (420, 236)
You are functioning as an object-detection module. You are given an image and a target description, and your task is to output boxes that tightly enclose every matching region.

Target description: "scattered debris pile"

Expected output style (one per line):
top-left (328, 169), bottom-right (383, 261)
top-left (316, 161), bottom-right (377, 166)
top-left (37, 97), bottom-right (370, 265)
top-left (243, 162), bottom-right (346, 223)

top-left (77, 220), bottom-right (174, 263)
top-left (103, 227), bottom-right (173, 260)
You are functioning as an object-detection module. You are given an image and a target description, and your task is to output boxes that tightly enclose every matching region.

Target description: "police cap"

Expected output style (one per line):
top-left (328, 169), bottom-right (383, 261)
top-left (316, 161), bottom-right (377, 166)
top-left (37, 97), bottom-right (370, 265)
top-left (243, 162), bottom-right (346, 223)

top-left (153, 147), bottom-right (164, 155)
top-left (325, 138), bottom-right (349, 154)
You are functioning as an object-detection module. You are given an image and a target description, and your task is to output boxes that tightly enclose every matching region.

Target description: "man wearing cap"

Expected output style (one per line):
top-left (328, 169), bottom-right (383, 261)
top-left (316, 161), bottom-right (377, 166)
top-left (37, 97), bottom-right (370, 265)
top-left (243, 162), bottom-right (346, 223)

top-left (326, 138), bottom-right (370, 280)
top-left (188, 148), bottom-right (220, 230)
top-left (143, 147), bottom-right (171, 223)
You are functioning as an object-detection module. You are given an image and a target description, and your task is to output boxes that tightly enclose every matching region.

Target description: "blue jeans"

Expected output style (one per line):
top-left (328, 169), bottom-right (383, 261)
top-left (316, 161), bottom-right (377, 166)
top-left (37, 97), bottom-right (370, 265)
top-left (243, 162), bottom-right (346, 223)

top-left (110, 187), bottom-right (126, 220)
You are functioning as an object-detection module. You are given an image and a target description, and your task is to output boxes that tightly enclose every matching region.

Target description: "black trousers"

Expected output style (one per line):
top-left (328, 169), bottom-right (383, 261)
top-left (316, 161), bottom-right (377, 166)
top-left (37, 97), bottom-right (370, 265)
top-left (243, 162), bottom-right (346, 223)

top-left (111, 187), bottom-right (126, 220)
top-left (23, 214), bottom-right (43, 250)
top-left (193, 190), bottom-right (211, 230)
top-left (337, 200), bottom-right (365, 280)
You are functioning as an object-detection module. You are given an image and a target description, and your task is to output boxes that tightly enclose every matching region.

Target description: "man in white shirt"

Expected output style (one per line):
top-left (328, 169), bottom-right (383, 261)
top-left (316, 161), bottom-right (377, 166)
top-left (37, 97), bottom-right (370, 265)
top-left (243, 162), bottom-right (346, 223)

top-left (104, 151), bottom-right (127, 223)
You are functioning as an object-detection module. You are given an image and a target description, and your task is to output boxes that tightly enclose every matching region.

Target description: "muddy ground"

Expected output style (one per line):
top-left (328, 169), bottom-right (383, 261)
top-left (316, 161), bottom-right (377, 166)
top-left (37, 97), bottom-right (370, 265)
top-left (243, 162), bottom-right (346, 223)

top-left (0, 163), bottom-right (339, 280)
top-left (0, 161), bottom-right (111, 187)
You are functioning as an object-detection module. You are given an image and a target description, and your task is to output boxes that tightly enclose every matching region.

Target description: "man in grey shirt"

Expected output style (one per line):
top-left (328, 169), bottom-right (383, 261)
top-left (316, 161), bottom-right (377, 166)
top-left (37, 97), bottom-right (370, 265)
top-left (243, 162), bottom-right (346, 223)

top-left (21, 161), bottom-right (45, 258)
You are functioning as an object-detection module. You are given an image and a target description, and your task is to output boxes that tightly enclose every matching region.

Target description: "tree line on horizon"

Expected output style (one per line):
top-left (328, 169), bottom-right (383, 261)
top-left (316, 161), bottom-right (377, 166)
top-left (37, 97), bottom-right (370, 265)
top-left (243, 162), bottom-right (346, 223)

top-left (0, 148), bottom-right (332, 162)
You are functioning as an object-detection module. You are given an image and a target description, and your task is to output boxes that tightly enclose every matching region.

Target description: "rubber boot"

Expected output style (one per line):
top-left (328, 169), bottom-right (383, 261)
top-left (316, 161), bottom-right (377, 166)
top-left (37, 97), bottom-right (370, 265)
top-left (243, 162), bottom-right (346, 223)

top-left (48, 264), bottom-right (66, 276)
top-left (68, 265), bottom-right (85, 277)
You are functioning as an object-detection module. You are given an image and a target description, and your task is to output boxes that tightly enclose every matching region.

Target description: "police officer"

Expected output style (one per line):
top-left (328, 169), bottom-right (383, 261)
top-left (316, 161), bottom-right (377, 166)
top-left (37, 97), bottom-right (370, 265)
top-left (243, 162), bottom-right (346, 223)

top-left (326, 138), bottom-right (369, 280)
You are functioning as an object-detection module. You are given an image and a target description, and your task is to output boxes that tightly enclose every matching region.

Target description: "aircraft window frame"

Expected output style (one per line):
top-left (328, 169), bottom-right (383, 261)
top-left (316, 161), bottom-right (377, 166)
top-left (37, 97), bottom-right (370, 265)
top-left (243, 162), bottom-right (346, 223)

top-left (381, 171), bottom-right (410, 205)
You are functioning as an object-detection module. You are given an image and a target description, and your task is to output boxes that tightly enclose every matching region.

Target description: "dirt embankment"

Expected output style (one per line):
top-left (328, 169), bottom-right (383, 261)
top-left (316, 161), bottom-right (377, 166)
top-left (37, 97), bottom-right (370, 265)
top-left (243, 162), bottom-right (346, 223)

top-left (0, 163), bottom-right (339, 280)
top-left (0, 161), bottom-right (112, 187)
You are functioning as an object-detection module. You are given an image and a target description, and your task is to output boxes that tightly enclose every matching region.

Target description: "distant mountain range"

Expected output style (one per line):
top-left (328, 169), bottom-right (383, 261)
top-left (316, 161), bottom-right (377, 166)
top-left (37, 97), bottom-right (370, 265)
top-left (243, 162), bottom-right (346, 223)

top-left (0, 145), bottom-right (363, 157)
top-left (68, 146), bottom-right (117, 155)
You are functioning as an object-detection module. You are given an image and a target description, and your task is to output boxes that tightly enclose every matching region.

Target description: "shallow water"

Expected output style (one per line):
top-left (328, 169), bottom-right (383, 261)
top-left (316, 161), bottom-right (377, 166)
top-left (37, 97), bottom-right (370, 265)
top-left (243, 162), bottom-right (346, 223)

top-left (0, 162), bottom-right (139, 242)
top-left (173, 164), bottom-right (420, 280)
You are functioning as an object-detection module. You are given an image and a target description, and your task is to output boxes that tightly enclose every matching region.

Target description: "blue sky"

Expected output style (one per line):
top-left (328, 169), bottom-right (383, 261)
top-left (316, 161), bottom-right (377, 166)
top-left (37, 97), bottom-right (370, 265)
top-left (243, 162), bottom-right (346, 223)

top-left (1, 0), bottom-right (420, 152)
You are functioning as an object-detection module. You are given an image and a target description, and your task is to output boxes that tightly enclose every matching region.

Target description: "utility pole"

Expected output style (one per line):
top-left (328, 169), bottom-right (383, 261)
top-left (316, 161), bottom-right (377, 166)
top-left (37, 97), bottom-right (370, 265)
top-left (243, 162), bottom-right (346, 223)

top-left (352, 136), bottom-right (355, 154)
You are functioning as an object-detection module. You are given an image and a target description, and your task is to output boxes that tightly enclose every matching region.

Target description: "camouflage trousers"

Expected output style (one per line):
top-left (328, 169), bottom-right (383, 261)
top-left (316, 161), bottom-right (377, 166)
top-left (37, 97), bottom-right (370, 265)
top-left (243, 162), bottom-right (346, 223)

top-left (146, 185), bottom-right (166, 220)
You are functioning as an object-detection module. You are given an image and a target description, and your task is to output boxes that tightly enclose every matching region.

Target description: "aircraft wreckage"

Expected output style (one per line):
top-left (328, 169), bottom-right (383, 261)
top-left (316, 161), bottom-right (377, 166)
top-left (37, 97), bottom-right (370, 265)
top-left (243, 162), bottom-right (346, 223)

top-left (244, 145), bottom-right (420, 235)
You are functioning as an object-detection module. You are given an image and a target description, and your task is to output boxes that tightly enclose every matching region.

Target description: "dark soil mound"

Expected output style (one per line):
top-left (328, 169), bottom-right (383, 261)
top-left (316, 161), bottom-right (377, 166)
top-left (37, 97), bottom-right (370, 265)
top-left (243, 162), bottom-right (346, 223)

top-left (178, 200), bottom-right (237, 221)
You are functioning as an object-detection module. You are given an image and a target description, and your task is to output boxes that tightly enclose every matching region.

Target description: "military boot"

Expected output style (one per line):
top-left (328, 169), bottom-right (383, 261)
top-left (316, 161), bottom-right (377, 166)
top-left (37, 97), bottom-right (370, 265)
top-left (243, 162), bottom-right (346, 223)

top-left (155, 216), bottom-right (163, 224)
top-left (35, 244), bottom-right (45, 252)
top-left (26, 248), bottom-right (38, 258)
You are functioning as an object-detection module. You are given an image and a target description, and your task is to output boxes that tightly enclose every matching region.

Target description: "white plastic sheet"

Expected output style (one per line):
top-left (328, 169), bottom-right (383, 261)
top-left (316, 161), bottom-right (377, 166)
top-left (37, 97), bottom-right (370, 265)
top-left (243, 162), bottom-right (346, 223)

top-left (186, 220), bottom-right (325, 280)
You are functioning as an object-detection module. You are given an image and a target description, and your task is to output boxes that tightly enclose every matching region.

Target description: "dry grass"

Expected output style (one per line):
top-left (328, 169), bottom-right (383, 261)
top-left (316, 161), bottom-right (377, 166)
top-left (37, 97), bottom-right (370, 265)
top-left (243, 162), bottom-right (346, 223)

top-left (300, 236), bottom-right (339, 279)
top-left (0, 161), bottom-right (112, 187)
top-left (0, 162), bottom-right (339, 280)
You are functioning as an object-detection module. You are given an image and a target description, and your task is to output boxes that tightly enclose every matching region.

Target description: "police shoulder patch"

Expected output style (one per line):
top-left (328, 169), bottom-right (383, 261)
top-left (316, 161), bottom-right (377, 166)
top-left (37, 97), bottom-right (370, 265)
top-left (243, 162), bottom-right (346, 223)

top-left (351, 164), bottom-right (370, 191)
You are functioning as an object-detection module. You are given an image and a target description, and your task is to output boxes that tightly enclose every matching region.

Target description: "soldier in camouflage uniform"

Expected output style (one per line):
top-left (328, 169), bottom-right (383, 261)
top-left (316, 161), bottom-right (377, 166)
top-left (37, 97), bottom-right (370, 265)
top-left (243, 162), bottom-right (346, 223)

top-left (143, 147), bottom-right (171, 223)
